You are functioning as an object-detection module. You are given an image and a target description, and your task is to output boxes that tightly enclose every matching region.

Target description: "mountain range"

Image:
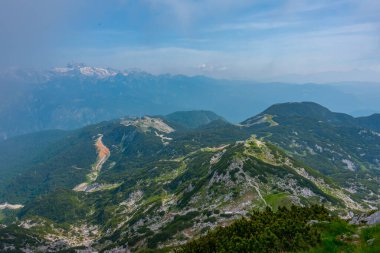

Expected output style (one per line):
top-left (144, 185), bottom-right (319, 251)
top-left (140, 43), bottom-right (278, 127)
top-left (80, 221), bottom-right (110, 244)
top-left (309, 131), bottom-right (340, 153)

top-left (1, 64), bottom-right (380, 140)
top-left (0, 102), bottom-right (379, 252)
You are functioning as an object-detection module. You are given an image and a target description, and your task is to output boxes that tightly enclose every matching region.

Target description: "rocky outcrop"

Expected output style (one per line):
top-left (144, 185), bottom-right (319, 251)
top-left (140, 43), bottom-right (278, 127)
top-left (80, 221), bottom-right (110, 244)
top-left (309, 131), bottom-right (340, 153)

top-left (350, 211), bottom-right (380, 225)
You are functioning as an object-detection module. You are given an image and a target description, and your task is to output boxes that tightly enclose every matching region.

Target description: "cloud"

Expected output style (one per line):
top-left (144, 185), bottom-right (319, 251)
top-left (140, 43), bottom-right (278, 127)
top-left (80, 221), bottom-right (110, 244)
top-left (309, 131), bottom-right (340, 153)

top-left (0, 0), bottom-right (84, 68)
top-left (210, 21), bottom-right (294, 32)
top-left (197, 63), bottom-right (228, 73)
top-left (141, 0), bottom-right (253, 29)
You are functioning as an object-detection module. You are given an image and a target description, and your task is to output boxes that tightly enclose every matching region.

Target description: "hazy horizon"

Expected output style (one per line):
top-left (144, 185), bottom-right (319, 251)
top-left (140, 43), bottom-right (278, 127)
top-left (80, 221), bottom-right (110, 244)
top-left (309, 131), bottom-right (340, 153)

top-left (1, 0), bottom-right (380, 82)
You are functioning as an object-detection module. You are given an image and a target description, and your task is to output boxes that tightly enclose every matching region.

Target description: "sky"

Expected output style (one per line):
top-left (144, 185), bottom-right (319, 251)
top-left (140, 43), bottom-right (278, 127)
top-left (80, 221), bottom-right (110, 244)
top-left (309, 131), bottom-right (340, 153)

top-left (1, 0), bottom-right (380, 82)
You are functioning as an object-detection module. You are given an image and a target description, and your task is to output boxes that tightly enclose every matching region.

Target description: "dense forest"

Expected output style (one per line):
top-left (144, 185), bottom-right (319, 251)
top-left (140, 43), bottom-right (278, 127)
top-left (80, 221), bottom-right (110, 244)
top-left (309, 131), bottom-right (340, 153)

top-left (177, 205), bottom-right (380, 253)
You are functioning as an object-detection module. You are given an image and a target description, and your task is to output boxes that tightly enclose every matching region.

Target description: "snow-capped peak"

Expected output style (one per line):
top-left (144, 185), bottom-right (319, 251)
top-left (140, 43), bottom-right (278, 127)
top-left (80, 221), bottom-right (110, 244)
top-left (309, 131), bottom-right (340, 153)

top-left (52, 64), bottom-right (120, 78)
top-left (79, 66), bottom-right (117, 78)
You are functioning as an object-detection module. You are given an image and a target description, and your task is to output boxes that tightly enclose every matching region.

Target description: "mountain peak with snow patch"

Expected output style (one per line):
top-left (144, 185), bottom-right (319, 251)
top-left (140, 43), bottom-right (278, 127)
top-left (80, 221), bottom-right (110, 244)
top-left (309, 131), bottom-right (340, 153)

top-left (52, 63), bottom-right (126, 78)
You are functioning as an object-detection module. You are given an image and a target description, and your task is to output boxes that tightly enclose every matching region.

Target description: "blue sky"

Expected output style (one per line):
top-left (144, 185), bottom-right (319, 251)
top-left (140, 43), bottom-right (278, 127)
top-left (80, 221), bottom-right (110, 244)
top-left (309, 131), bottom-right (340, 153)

top-left (1, 0), bottom-right (380, 81)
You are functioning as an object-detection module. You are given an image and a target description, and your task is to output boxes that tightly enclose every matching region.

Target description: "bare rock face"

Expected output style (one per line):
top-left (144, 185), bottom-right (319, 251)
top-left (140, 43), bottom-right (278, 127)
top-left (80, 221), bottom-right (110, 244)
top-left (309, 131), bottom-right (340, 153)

top-left (366, 211), bottom-right (380, 225)
top-left (121, 116), bottom-right (175, 134)
top-left (350, 211), bottom-right (380, 225)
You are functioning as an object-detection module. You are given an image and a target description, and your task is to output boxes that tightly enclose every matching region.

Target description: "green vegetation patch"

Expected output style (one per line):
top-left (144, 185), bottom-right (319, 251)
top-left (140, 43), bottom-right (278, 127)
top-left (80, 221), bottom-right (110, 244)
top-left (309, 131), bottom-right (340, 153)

top-left (19, 189), bottom-right (88, 224)
top-left (306, 221), bottom-right (380, 253)
top-left (264, 193), bottom-right (292, 210)
top-left (177, 205), bottom-right (331, 253)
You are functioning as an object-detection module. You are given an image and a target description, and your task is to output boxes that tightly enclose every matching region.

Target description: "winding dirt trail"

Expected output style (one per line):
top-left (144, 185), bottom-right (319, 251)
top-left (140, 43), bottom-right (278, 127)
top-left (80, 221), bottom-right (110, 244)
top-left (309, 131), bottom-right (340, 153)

top-left (246, 179), bottom-right (268, 207)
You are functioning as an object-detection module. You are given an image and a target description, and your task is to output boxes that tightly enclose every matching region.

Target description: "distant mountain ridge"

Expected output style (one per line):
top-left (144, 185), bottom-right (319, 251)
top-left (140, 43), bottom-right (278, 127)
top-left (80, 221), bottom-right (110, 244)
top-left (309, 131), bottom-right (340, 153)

top-left (260, 102), bottom-right (354, 123)
top-left (245, 102), bottom-right (380, 129)
top-left (356, 113), bottom-right (380, 131)
top-left (164, 110), bottom-right (226, 129)
top-left (1, 64), bottom-right (380, 139)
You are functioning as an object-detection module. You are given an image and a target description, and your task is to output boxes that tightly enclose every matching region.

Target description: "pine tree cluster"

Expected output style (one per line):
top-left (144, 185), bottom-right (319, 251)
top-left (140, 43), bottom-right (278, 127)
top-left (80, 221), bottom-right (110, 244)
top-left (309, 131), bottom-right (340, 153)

top-left (177, 205), bottom-right (331, 253)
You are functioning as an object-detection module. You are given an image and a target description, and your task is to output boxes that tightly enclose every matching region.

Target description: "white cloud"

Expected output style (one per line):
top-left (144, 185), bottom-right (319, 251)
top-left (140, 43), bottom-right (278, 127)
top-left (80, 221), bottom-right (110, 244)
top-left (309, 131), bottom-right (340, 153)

top-left (305, 23), bottom-right (380, 37)
top-left (142, 0), bottom-right (253, 28)
top-left (210, 21), bottom-right (294, 32)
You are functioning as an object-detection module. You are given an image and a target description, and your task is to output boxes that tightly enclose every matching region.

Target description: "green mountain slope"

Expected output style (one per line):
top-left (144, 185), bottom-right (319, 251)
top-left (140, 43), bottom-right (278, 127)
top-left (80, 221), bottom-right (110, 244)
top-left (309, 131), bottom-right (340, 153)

top-left (0, 127), bottom-right (99, 203)
top-left (0, 130), bottom-right (66, 192)
top-left (164, 110), bottom-right (226, 129)
top-left (356, 113), bottom-right (380, 131)
top-left (0, 106), bottom-right (379, 252)
top-left (258, 102), bottom-right (356, 126)
top-left (243, 102), bottom-right (380, 209)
